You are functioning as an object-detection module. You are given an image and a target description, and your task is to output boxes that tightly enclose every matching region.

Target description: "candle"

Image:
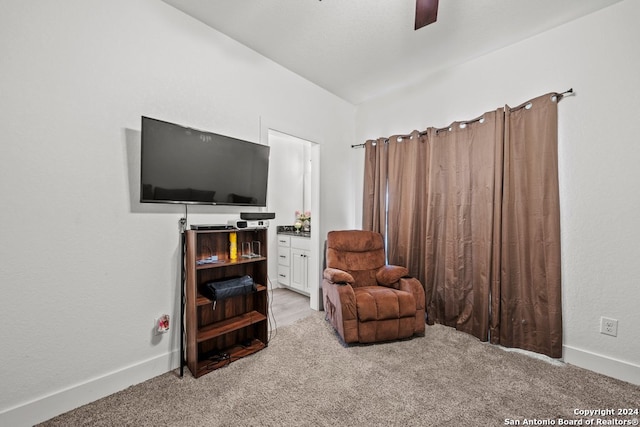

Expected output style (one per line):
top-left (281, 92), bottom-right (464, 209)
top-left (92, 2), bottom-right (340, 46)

top-left (229, 232), bottom-right (237, 260)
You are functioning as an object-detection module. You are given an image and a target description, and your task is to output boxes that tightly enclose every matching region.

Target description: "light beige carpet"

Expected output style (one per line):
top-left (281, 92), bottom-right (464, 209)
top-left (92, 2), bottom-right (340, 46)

top-left (40, 313), bottom-right (640, 426)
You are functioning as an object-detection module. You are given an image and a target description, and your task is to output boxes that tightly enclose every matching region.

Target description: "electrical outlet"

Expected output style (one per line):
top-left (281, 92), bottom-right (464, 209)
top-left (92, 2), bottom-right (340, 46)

top-left (600, 317), bottom-right (618, 337)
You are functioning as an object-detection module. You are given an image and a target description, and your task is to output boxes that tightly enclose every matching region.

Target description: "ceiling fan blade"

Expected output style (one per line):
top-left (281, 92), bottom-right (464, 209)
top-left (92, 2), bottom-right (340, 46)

top-left (415, 0), bottom-right (439, 30)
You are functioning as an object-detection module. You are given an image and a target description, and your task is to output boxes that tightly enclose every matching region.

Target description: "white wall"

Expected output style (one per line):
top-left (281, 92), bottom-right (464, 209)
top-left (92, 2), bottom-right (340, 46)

top-left (266, 130), bottom-right (310, 290)
top-left (355, 0), bottom-right (640, 385)
top-left (0, 0), bottom-right (354, 425)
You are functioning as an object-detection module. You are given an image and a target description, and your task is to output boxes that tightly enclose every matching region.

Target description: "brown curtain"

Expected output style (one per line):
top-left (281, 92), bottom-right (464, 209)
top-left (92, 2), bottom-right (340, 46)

top-left (424, 110), bottom-right (504, 341)
top-left (361, 92), bottom-right (562, 358)
top-left (362, 138), bottom-right (388, 234)
top-left (493, 93), bottom-right (563, 357)
top-left (386, 131), bottom-right (429, 280)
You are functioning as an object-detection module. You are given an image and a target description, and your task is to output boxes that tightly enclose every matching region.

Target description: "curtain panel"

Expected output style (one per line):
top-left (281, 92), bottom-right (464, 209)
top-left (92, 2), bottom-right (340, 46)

top-left (362, 137), bottom-right (388, 235)
top-left (386, 131), bottom-right (429, 280)
top-left (361, 93), bottom-right (562, 358)
top-left (496, 94), bottom-right (562, 357)
top-left (425, 109), bottom-right (504, 341)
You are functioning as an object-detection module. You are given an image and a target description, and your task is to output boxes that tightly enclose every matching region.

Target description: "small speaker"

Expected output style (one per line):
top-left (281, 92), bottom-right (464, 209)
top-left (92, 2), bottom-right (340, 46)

top-left (240, 212), bottom-right (275, 220)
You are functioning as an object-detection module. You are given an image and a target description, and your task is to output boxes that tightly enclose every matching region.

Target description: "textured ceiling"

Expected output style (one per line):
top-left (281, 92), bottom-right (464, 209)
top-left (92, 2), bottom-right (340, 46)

top-left (161, 0), bottom-right (621, 104)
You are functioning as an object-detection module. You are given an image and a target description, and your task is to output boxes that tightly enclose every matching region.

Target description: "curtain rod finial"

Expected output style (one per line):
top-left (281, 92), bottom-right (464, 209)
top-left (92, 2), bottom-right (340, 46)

top-left (559, 88), bottom-right (574, 100)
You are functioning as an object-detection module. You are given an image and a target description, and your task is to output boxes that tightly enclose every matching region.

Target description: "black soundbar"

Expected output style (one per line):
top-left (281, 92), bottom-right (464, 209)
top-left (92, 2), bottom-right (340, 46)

top-left (240, 212), bottom-right (275, 220)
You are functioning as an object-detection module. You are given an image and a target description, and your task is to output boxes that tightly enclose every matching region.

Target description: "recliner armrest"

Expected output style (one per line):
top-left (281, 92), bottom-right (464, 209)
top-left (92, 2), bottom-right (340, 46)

top-left (398, 277), bottom-right (426, 311)
top-left (323, 267), bottom-right (355, 285)
top-left (376, 265), bottom-right (409, 288)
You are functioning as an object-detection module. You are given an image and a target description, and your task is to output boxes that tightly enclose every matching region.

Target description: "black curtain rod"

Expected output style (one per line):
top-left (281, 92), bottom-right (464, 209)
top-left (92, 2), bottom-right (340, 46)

top-left (351, 88), bottom-right (574, 148)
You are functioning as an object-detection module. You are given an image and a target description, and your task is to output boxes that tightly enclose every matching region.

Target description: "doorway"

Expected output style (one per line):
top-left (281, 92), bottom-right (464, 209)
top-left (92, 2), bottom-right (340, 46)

top-left (266, 129), bottom-right (321, 310)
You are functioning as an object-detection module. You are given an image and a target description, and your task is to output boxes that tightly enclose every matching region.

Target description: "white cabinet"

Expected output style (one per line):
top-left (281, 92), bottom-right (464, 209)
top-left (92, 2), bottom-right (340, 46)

top-left (277, 234), bottom-right (311, 296)
top-left (277, 235), bottom-right (291, 287)
top-left (291, 248), bottom-right (309, 293)
top-left (290, 236), bottom-right (311, 294)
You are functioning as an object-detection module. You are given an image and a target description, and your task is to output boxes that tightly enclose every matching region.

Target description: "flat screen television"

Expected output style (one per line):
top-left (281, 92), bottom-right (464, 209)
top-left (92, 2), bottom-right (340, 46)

top-left (140, 116), bottom-right (270, 206)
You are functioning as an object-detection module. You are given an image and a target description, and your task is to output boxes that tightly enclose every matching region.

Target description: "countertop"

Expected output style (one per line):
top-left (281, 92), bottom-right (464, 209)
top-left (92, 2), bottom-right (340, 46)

top-left (277, 225), bottom-right (311, 238)
top-left (277, 231), bottom-right (311, 238)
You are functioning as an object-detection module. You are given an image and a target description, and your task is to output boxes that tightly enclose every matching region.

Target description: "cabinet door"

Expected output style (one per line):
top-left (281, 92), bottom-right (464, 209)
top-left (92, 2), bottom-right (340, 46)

top-left (290, 248), bottom-right (309, 293)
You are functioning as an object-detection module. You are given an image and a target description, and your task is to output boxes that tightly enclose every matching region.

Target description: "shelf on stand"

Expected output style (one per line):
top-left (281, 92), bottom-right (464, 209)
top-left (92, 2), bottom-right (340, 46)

top-left (195, 339), bottom-right (266, 376)
top-left (197, 310), bottom-right (267, 342)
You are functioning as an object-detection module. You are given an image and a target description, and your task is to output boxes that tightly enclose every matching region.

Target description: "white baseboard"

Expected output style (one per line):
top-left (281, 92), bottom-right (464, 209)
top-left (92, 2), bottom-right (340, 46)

top-left (563, 345), bottom-right (640, 386)
top-left (0, 350), bottom-right (180, 427)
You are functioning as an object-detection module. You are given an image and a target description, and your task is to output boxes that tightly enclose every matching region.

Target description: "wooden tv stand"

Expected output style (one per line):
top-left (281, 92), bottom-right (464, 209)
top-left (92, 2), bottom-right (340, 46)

top-left (183, 228), bottom-right (268, 378)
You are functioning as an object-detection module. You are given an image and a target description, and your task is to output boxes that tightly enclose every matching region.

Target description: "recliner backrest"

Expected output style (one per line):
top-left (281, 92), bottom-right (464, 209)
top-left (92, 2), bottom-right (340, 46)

top-left (325, 230), bottom-right (385, 288)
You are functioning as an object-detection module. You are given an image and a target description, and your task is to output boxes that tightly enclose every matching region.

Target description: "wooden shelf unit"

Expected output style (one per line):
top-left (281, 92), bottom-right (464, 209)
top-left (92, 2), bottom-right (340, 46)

top-left (184, 228), bottom-right (268, 378)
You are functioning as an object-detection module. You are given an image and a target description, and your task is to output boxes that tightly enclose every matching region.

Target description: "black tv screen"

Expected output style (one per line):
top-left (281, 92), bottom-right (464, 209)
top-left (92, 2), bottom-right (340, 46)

top-left (140, 116), bottom-right (269, 206)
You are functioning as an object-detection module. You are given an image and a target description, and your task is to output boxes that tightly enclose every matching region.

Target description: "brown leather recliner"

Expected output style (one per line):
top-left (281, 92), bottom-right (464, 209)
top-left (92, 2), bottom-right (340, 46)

top-left (322, 230), bottom-right (425, 343)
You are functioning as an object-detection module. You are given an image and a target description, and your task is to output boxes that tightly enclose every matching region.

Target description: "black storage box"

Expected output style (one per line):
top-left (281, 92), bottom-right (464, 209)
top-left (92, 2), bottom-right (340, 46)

top-left (202, 275), bottom-right (256, 301)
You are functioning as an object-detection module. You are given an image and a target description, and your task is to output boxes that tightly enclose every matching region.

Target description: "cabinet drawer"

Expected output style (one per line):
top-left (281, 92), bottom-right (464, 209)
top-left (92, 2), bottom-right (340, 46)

top-left (277, 235), bottom-right (291, 247)
top-left (277, 265), bottom-right (290, 286)
top-left (290, 236), bottom-right (311, 251)
top-left (277, 247), bottom-right (290, 266)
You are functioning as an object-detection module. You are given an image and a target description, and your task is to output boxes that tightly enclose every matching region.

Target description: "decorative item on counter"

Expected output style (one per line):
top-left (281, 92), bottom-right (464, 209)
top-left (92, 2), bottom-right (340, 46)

top-left (229, 231), bottom-right (237, 260)
top-left (295, 210), bottom-right (311, 233)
